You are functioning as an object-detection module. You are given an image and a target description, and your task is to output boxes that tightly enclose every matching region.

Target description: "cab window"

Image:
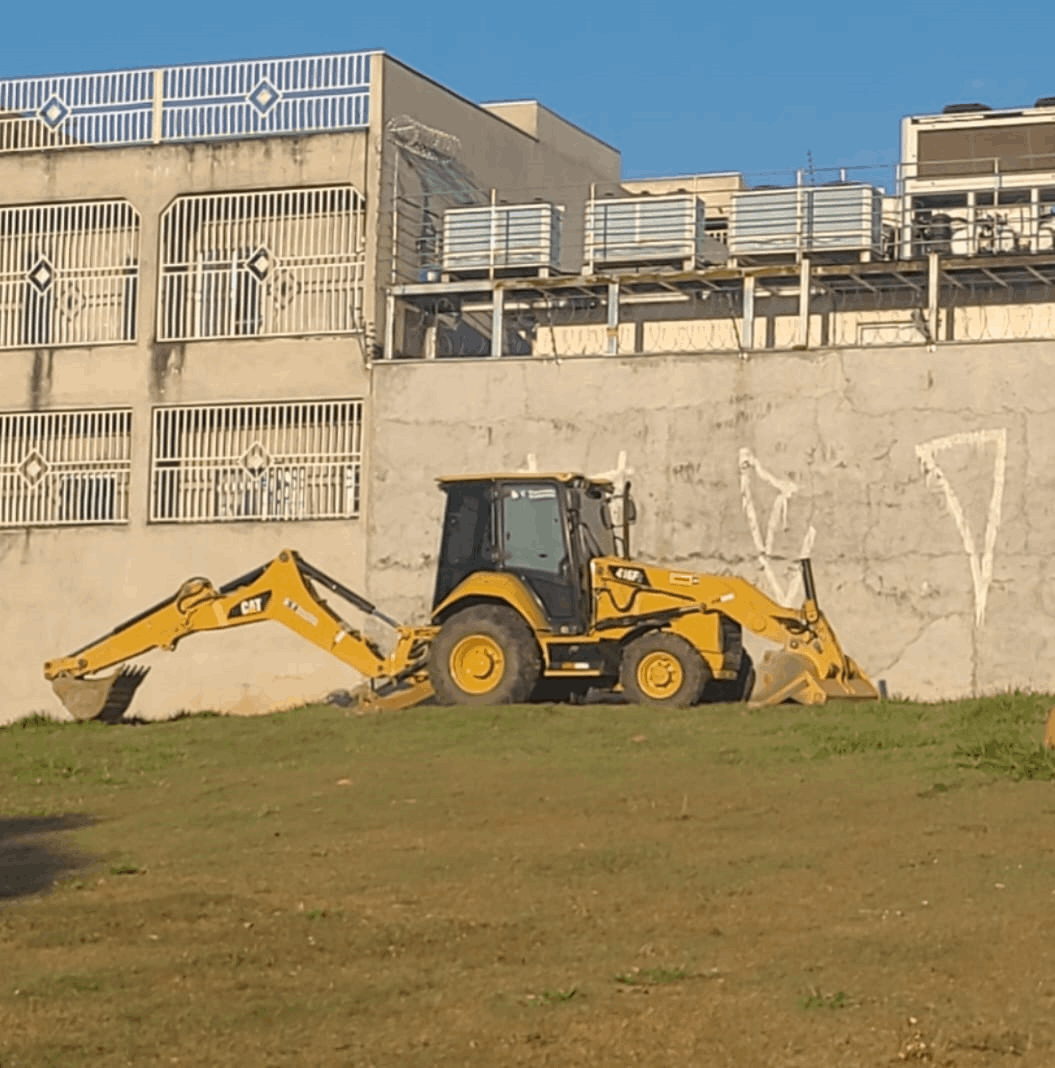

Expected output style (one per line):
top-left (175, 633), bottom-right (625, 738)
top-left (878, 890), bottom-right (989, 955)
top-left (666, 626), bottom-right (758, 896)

top-left (502, 484), bottom-right (567, 576)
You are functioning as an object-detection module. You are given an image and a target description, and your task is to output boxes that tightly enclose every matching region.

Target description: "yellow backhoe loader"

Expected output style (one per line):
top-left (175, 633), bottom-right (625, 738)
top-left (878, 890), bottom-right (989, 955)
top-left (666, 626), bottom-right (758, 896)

top-left (44, 473), bottom-right (878, 722)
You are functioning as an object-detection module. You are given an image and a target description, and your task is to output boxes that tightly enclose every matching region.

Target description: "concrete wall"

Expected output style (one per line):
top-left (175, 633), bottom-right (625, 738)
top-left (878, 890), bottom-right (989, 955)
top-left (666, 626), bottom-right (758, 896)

top-left (7, 330), bottom-right (1052, 724)
top-left (0, 134), bottom-right (374, 724)
top-left (365, 340), bottom-right (1055, 702)
top-left (479, 101), bottom-right (621, 179)
top-left (530, 296), bottom-right (1055, 357)
top-left (0, 336), bottom-right (371, 724)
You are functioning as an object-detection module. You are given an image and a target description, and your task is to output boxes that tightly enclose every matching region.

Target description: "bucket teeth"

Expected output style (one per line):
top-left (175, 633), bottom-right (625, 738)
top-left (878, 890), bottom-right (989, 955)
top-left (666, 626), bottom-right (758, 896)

top-left (52, 666), bottom-right (150, 723)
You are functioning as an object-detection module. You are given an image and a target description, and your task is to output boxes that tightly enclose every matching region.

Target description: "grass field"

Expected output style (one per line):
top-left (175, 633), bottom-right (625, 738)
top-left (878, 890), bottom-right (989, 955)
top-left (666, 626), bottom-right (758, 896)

top-left (3, 694), bottom-right (1055, 1067)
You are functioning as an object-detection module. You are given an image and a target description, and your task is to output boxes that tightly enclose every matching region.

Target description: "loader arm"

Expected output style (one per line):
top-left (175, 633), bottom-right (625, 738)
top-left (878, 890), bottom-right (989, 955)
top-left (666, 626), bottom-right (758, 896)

top-left (593, 556), bottom-right (877, 707)
top-left (44, 550), bottom-right (435, 721)
top-left (694, 560), bottom-right (876, 706)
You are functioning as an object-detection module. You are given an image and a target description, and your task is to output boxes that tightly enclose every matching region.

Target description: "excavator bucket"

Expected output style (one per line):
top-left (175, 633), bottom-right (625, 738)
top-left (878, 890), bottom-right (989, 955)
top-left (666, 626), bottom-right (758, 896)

top-left (51, 667), bottom-right (149, 724)
top-left (749, 650), bottom-right (879, 707)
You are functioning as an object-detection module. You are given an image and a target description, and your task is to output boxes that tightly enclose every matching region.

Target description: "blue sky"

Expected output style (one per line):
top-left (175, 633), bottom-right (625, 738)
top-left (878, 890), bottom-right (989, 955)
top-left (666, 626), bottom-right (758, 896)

top-left (3, 0), bottom-right (1055, 182)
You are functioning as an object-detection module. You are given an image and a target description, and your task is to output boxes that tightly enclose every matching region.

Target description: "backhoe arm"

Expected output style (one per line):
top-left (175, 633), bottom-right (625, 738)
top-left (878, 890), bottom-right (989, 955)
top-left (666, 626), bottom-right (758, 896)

top-left (44, 550), bottom-right (435, 721)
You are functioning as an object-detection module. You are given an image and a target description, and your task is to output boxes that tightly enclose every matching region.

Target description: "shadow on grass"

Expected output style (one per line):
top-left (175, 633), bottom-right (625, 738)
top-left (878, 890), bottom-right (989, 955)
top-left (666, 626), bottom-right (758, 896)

top-left (0, 815), bottom-right (96, 901)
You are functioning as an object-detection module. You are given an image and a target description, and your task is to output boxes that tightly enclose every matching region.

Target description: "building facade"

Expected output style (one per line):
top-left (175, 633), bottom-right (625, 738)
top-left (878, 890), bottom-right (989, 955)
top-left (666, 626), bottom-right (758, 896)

top-left (2, 56), bottom-right (1055, 721)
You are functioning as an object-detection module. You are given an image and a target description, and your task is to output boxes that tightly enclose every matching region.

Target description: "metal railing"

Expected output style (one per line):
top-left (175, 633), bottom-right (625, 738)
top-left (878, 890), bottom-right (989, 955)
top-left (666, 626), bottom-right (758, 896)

top-left (157, 186), bottom-right (366, 341)
top-left (0, 200), bottom-right (139, 350)
top-left (150, 399), bottom-right (363, 524)
top-left (0, 52), bottom-right (374, 153)
top-left (0, 408), bottom-right (132, 527)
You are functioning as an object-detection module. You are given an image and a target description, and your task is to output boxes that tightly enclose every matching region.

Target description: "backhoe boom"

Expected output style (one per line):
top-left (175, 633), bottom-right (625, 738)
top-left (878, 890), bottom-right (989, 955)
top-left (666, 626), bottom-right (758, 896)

top-left (44, 550), bottom-right (434, 721)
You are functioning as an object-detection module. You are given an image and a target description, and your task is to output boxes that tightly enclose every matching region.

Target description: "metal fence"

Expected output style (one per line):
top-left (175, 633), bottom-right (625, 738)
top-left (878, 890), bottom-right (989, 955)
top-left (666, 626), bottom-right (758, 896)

top-left (0, 408), bottom-right (132, 527)
top-left (150, 399), bottom-right (363, 524)
top-left (157, 186), bottom-right (365, 341)
top-left (0, 52), bottom-right (373, 153)
top-left (0, 200), bottom-right (139, 350)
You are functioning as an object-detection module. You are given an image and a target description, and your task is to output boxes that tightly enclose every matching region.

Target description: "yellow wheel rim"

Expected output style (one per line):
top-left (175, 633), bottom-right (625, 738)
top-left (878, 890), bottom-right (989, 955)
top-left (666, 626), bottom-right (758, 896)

top-left (449, 634), bottom-right (506, 695)
top-left (636, 651), bottom-right (684, 700)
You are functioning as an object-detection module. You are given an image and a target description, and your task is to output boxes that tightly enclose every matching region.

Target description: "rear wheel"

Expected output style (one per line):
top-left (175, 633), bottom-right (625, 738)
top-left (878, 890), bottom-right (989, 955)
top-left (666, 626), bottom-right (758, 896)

top-left (619, 631), bottom-right (709, 708)
top-left (429, 605), bottom-right (542, 706)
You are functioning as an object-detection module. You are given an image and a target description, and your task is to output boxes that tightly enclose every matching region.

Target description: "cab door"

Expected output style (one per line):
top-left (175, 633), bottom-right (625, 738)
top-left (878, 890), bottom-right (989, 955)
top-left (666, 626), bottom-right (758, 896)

top-left (499, 481), bottom-right (585, 632)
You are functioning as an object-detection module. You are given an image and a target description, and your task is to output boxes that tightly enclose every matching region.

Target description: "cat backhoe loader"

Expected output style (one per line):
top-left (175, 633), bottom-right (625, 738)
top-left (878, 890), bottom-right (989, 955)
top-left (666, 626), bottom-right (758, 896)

top-left (44, 473), bottom-right (878, 722)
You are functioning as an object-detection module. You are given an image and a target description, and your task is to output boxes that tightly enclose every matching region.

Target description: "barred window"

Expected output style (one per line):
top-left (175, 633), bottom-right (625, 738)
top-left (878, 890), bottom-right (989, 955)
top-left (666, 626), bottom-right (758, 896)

top-left (150, 399), bottom-right (363, 523)
top-left (0, 408), bottom-right (132, 527)
top-left (0, 201), bottom-right (140, 350)
top-left (158, 186), bottom-right (365, 341)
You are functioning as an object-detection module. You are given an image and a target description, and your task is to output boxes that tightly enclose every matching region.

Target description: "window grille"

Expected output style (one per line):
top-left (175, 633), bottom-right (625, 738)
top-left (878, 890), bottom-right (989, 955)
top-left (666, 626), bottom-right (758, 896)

top-left (158, 186), bottom-right (365, 341)
top-left (0, 201), bottom-right (140, 350)
top-left (150, 399), bottom-right (363, 523)
top-left (0, 408), bottom-right (132, 527)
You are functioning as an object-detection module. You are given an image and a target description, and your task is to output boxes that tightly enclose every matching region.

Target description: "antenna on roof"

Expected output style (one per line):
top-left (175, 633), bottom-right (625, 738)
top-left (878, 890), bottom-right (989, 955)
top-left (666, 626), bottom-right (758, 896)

top-left (806, 150), bottom-right (816, 185)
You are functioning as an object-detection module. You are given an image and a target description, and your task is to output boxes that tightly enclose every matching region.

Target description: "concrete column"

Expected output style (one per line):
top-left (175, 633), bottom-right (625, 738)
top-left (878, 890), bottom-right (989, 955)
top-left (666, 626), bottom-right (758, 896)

top-left (490, 285), bottom-right (504, 357)
top-left (383, 291), bottom-right (395, 359)
top-left (927, 251), bottom-right (940, 343)
top-left (797, 258), bottom-right (811, 349)
top-left (606, 281), bottom-right (619, 355)
top-left (902, 196), bottom-right (915, 261)
top-left (151, 70), bottom-right (163, 145)
top-left (742, 274), bottom-right (755, 351)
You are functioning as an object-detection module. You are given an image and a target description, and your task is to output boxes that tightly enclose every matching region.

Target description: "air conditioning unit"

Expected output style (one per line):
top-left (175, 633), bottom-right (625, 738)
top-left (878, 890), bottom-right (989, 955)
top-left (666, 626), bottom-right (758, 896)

top-left (728, 187), bottom-right (804, 255)
top-left (441, 203), bottom-right (562, 275)
top-left (584, 194), bottom-right (726, 271)
top-left (809, 184), bottom-right (883, 253)
top-left (729, 184), bottom-right (882, 257)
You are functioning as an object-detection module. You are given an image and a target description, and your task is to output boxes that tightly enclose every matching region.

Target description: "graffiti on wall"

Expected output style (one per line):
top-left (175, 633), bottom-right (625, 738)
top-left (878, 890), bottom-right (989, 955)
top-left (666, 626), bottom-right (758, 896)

top-left (738, 448), bottom-right (818, 605)
top-left (915, 428), bottom-right (1007, 628)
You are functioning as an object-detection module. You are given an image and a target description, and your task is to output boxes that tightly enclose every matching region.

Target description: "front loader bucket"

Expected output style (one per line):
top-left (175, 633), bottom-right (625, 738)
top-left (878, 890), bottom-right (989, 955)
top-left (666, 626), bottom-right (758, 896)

top-left (51, 667), bottom-right (149, 724)
top-left (748, 651), bottom-right (880, 708)
top-left (749, 651), bottom-right (827, 707)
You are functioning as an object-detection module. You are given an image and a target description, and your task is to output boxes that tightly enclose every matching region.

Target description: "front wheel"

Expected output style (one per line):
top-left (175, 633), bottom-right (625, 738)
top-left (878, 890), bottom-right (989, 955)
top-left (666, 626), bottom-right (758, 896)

top-left (619, 631), bottom-right (710, 708)
top-left (429, 605), bottom-right (542, 706)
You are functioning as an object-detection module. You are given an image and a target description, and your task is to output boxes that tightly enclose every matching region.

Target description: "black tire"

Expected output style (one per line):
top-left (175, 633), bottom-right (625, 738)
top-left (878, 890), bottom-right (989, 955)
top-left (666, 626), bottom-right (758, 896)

top-left (619, 631), bottom-right (710, 708)
top-left (429, 605), bottom-right (542, 706)
top-left (701, 652), bottom-right (756, 705)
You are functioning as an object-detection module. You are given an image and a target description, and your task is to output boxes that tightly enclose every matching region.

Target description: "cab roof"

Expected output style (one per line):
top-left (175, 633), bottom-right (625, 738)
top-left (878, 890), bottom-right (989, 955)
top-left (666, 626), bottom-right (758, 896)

top-left (436, 472), bottom-right (614, 488)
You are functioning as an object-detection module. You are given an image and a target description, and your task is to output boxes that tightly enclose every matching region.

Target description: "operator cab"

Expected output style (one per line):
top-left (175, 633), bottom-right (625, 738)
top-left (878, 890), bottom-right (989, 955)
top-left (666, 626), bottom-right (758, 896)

top-left (432, 473), bottom-right (634, 634)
